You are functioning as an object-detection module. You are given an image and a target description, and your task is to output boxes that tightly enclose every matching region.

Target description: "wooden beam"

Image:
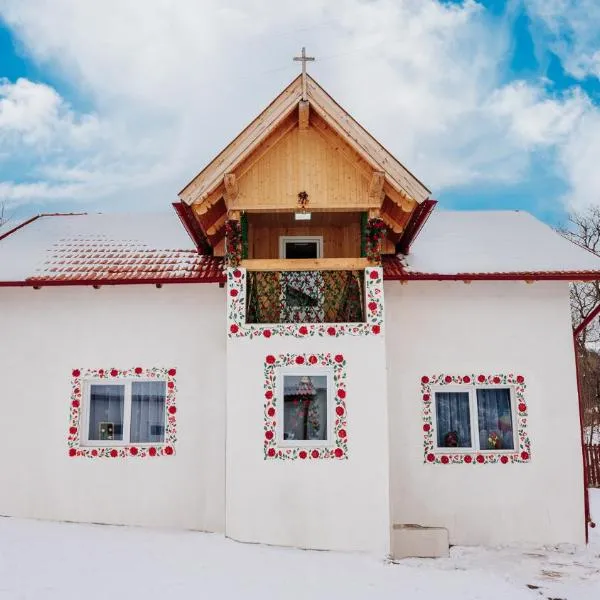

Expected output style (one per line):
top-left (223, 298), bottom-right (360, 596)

top-left (384, 183), bottom-right (417, 213)
top-left (368, 207), bottom-right (381, 220)
top-left (224, 173), bottom-right (238, 203)
top-left (228, 209), bottom-right (241, 221)
top-left (381, 212), bottom-right (403, 235)
top-left (299, 100), bottom-right (310, 130)
top-left (238, 204), bottom-right (377, 213)
top-left (369, 171), bottom-right (385, 204)
top-left (241, 258), bottom-right (370, 271)
top-left (194, 186), bottom-right (224, 215)
top-left (206, 213), bottom-right (227, 236)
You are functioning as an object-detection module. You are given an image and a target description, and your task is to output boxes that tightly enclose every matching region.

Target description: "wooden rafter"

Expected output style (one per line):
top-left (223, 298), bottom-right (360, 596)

top-left (381, 212), bottom-right (403, 235)
top-left (385, 183), bottom-right (417, 213)
top-left (194, 186), bottom-right (224, 216)
top-left (299, 100), bottom-right (310, 130)
top-left (368, 172), bottom-right (385, 204)
top-left (224, 173), bottom-right (239, 203)
top-left (206, 213), bottom-right (227, 236)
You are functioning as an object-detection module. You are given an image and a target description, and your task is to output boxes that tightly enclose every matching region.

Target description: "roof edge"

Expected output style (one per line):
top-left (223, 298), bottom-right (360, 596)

top-left (0, 213), bottom-right (88, 243)
top-left (0, 274), bottom-right (226, 288)
top-left (172, 201), bottom-right (212, 254)
top-left (396, 199), bottom-right (437, 255)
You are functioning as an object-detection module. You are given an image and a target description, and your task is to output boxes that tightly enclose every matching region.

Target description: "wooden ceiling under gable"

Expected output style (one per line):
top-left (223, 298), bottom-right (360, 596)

top-left (178, 74), bottom-right (431, 245)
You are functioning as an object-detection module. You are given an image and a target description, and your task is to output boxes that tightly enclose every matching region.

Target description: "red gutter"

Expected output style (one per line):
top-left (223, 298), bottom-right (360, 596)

top-left (172, 201), bottom-right (212, 254)
top-left (0, 275), bottom-right (225, 288)
top-left (396, 199), bottom-right (437, 255)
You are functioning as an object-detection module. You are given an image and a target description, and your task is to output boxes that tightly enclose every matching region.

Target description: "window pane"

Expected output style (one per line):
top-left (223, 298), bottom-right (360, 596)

top-left (88, 385), bottom-right (124, 441)
top-left (477, 388), bottom-right (514, 450)
top-left (283, 375), bottom-right (328, 441)
top-left (130, 381), bottom-right (166, 444)
top-left (435, 392), bottom-right (472, 448)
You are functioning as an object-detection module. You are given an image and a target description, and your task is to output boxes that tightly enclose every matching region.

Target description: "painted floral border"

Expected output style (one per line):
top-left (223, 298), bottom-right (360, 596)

top-left (67, 367), bottom-right (177, 458)
top-left (421, 373), bottom-right (531, 465)
top-left (227, 267), bottom-right (383, 338)
top-left (264, 353), bottom-right (348, 460)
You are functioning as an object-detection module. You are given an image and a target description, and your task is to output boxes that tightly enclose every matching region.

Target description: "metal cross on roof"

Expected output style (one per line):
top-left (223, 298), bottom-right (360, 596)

top-left (293, 46), bottom-right (315, 101)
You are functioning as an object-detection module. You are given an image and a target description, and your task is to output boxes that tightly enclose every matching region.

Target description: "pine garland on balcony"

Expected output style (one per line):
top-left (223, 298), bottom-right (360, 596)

top-left (360, 212), bottom-right (367, 258)
top-left (241, 213), bottom-right (248, 260)
top-left (365, 218), bottom-right (387, 264)
top-left (225, 219), bottom-right (243, 267)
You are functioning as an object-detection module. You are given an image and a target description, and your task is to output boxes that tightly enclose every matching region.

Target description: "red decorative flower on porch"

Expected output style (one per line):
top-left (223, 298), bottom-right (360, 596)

top-left (327, 327), bottom-right (336, 336)
top-left (72, 369), bottom-right (80, 377)
top-left (265, 390), bottom-right (273, 399)
top-left (267, 407), bottom-right (275, 417)
top-left (493, 376), bottom-right (501, 384)
top-left (335, 406), bottom-right (344, 416)
top-left (149, 447), bottom-right (157, 457)
top-left (135, 367), bottom-right (143, 374)
top-left (371, 325), bottom-right (381, 334)
top-left (266, 355), bottom-right (275, 364)
top-left (421, 376), bottom-right (429, 384)
top-left (444, 375), bottom-right (452, 383)
top-left (423, 424), bottom-right (430, 432)
top-left (476, 455), bottom-right (485, 463)
top-left (263, 329), bottom-right (271, 338)
top-left (69, 426), bottom-right (77, 435)
top-left (230, 324), bottom-right (239, 334)
top-left (130, 447), bottom-right (138, 456)
top-left (230, 289), bottom-right (238, 297)
top-left (168, 406), bottom-right (176, 414)
top-left (68, 448), bottom-right (77, 457)
top-left (299, 326), bottom-right (308, 335)
top-left (265, 430), bottom-right (274, 440)
top-left (369, 270), bottom-right (378, 279)
top-left (477, 375), bottom-right (486, 383)
top-left (518, 403), bottom-right (527, 413)
top-left (334, 448), bottom-right (343, 458)
top-left (422, 394), bottom-right (430, 402)
top-left (516, 375), bottom-right (524, 383)
top-left (267, 448), bottom-right (276, 457)
top-left (337, 389), bottom-right (346, 399)
top-left (311, 450), bottom-right (319, 459)
top-left (233, 269), bottom-right (241, 278)
top-left (295, 355), bottom-right (305, 365)
top-left (463, 375), bottom-right (471, 383)
top-left (299, 450), bottom-right (307, 459)
top-left (426, 453), bottom-right (435, 462)
top-left (464, 455), bottom-right (472, 463)
top-left (441, 456), bottom-right (449, 464)
top-left (71, 399), bottom-right (80, 408)
top-left (308, 355), bottom-right (317, 364)
top-left (110, 369), bottom-right (119, 377)
top-left (338, 429), bottom-right (347, 438)
top-left (164, 446), bottom-right (174, 456)
top-left (168, 381), bottom-right (175, 389)
top-left (368, 301), bottom-right (377, 312)
top-left (110, 449), bottom-right (118, 458)
top-left (520, 451), bottom-right (529, 461)
top-left (500, 456), bottom-right (509, 464)
top-left (334, 354), bottom-right (344, 363)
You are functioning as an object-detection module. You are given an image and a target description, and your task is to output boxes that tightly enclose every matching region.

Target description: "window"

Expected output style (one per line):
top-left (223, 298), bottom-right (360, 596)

top-left (278, 369), bottom-right (332, 446)
top-left (433, 387), bottom-right (515, 451)
top-left (279, 236), bottom-right (323, 259)
top-left (83, 380), bottom-right (166, 446)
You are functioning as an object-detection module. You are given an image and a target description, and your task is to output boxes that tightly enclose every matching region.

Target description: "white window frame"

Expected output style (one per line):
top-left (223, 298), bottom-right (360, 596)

top-left (279, 235), bottom-right (324, 259)
top-left (431, 385), bottom-right (517, 453)
top-left (276, 366), bottom-right (334, 448)
top-left (80, 378), bottom-right (168, 447)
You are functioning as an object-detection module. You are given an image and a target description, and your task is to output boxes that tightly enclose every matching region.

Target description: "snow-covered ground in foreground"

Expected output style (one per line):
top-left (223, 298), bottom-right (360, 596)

top-left (0, 491), bottom-right (598, 600)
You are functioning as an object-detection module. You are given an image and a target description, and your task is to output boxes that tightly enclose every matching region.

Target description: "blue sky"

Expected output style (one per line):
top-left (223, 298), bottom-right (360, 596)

top-left (1, 0), bottom-right (599, 227)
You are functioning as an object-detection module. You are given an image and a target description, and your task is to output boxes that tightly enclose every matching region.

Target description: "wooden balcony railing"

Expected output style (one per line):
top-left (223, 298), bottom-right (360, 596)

top-left (246, 270), bottom-right (366, 324)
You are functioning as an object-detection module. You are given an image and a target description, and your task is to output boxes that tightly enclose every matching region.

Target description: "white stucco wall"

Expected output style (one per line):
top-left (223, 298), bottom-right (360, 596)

top-left (225, 334), bottom-right (390, 554)
top-left (385, 280), bottom-right (585, 546)
top-left (0, 284), bottom-right (226, 532)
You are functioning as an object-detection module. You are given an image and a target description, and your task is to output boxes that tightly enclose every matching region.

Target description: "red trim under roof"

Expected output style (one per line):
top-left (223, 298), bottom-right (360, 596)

top-left (172, 201), bottom-right (212, 254)
top-left (0, 274), bottom-right (226, 288)
top-left (396, 199), bottom-right (437, 255)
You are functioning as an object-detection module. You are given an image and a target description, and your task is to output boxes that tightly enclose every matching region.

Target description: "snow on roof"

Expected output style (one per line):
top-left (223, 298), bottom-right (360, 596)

top-left (0, 212), bottom-right (224, 284)
top-left (398, 210), bottom-right (600, 277)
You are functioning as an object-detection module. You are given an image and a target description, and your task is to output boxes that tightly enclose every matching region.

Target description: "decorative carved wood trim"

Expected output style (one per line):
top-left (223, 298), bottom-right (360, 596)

top-left (299, 100), bottom-right (310, 130)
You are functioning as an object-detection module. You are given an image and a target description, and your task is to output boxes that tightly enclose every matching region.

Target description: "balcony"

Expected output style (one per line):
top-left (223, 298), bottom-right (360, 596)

top-left (246, 269), bottom-right (366, 324)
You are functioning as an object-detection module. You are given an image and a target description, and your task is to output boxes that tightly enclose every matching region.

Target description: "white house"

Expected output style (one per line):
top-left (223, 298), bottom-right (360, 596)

top-left (1, 72), bottom-right (599, 558)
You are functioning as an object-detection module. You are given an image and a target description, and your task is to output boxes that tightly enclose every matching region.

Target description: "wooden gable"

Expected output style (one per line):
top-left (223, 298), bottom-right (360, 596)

top-left (178, 74), bottom-right (431, 253)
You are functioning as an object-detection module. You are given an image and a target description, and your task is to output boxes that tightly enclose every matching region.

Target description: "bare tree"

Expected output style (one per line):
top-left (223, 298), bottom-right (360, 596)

top-left (560, 207), bottom-right (600, 444)
top-left (0, 201), bottom-right (7, 229)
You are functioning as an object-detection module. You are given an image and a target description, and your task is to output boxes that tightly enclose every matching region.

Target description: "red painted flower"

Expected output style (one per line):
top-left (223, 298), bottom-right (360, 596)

top-left (444, 375), bottom-right (452, 383)
top-left (168, 368), bottom-right (176, 377)
top-left (500, 456), bottom-right (509, 464)
top-left (335, 406), bottom-right (344, 416)
top-left (516, 375), bottom-right (524, 384)
top-left (72, 369), bottom-right (80, 377)
top-left (338, 429), bottom-right (347, 438)
top-left (72, 399), bottom-right (80, 408)
top-left (463, 375), bottom-right (471, 383)
top-left (267, 448), bottom-right (276, 457)
top-left (69, 426), bottom-right (77, 435)
top-left (168, 381), bottom-right (175, 389)
top-left (230, 324), bottom-right (239, 334)
top-left (265, 390), bottom-right (273, 400)
top-left (441, 455), bottom-right (449, 464)
top-left (426, 453), bottom-right (435, 462)
top-left (476, 455), bottom-right (485, 463)
top-left (337, 389), bottom-right (346, 399)
top-left (266, 355), bottom-right (275, 365)
top-left (334, 448), bottom-right (344, 458)
top-left (493, 376), bottom-right (501, 384)
top-left (520, 451), bottom-right (529, 461)
top-left (267, 407), bottom-right (275, 417)
top-left (369, 270), bottom-right (378, 279)
top-left (110, 449), bottom-right (118, 458)
top-left (464, 455), bottom-right (472, 463)
top-left (110, 369), bottom-right (119, 377)
top-left (168, 406), bottom-right (176, 414)
top-left (230, 289), bottom-right (238, 297)
top-left (233, 269), bottom-right (242, 278)
top-left (73, 388), bottom-right (80, 395)
top-left (372, 325), bottom-right (381, 335)
top-left (149, 447), bottom-right (157, 457)
top-left (327, 327), bottom-right (336, 336)
top-left (421, 376), bottom-right (430, 384)
top-left (135, 367), bottom-right (143, 375)
top-left (295, 355), bottom-right (305, 365)
top-left (68, 448), bottom-right (77, 457)
top-left (477, 375), bottom-right (486, 383)
top-left (164, 446), bottom-right (174, 455)
top-left (422, 394), bottom-right (430, 402)
top-left (308, 355), bottom-right (318, 364)
top-left (98, 369), bottom-right (105, 377)
top-left (518, 403), bottom-right (527, 413)
top-left (368, 301), bottom-right (377, 312)
top-left (130, 447), bottom-right (138, 456)
top-left (299, 326), bottom-right (308, 335)
top-left (311, 449), bottom-right (319, 459)
top-left (91, 449), bottom-right (98, 457)
top-left (423, 424), bottom-right (431, 432)
top-left (334, 354), bottom-right (344, 363)
top-left (263, 329), bottom-right (271, 338)
top-left (265, 430), bottom-right (274, 440)
top-left (299, 450), bottom-right (307, 459)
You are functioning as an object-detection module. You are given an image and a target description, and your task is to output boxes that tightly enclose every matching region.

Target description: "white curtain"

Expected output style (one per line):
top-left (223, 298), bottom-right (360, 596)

top-left (435, 392), bottom-right (472, 448)
top-left (130, 381), bottom-right (166, 443)
top-left (476, 388), bottom-right (514, 450)
top-left (89, 384), bottom-right (124, 441)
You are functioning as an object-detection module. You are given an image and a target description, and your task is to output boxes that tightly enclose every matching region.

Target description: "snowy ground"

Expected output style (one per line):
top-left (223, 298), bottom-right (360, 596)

top-left (0, 491), bottom-right (598, 600)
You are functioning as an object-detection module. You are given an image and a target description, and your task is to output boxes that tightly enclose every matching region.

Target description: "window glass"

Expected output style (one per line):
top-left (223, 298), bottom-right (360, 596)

top-left (283, 375), bottom-right (328, 441)
top-left (88, 384), bottom-right (125, 441)
top-left (435, 391), bottom-right (472, 448)
top-left (476, 388), bottom-right (514, 450)
top-left (130, 381), bottom-right (166, 443)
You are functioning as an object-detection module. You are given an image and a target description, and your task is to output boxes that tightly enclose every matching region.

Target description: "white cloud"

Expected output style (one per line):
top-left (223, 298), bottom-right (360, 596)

top-left (0, 0), bottom-right (598, 214)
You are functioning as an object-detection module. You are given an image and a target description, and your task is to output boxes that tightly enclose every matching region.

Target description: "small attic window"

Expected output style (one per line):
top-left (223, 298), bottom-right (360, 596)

top-left (279, 236), bottom-right (322, 259)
